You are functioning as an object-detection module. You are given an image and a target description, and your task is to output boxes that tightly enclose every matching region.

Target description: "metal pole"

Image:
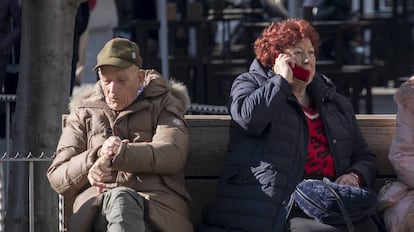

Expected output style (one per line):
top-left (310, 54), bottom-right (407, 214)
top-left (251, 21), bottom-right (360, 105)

top-left (0, 95), bottom-right (15, 232)
top-left (58, 195), bottom-right (64, 232)
top-left (188, 0), bottom-right (196, 57)
top-left (0, 163), bottom-right (3, 232)
top-left (29, 162), bottom-right (34, 232)
top-left (5, 102), bottom-right (10, 156)
top-left (4, 102), bottom-right (10, 212)
top-left (0, 156), bottom-right (54, 232)
top-left (2, 95), bottom-right (16, 220)
top-left (157, 0), bottom-right (169, 79)
top-left (288, 0), bottom-right (297, 17)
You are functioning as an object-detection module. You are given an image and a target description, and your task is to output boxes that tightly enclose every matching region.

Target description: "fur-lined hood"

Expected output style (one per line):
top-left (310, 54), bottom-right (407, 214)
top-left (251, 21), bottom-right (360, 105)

top-left (69, 69), bottom-right (191, 113)
top-left (394, 76), bottom-right (414, 114)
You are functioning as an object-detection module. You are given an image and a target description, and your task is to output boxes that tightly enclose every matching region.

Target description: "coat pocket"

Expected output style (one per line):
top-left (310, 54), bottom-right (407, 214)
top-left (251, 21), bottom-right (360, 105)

top-left (69, 187), bottom-right (103, 232)
top-left (225, 161), bottom-right (277, 197)
top-left (378, 181), bottom-right (409, 211)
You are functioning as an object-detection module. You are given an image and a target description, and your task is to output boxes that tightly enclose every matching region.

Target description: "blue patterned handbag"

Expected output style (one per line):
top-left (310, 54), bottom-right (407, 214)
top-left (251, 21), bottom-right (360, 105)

top-left (292, 178), bottom-right (378, 232)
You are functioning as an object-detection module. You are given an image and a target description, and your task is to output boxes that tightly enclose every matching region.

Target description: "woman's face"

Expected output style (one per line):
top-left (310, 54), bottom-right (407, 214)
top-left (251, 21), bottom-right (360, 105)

top-left (283, 38), bottom-right (316, 83)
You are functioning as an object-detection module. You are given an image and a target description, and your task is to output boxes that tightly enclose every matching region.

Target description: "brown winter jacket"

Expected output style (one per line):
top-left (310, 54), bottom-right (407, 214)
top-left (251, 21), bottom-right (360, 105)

top-left (47, 69), bottom-right (193, 232)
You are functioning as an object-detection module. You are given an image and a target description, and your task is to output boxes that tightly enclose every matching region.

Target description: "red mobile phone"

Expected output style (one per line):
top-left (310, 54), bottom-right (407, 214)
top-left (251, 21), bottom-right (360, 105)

top-left (291, 64), bottom-right (311, 82)
top-left (274, 53), bottom-right (310, 82)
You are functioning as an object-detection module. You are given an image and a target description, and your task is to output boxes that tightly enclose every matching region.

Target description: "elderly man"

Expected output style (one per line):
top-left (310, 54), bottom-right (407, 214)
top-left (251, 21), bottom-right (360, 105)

top-left (47, 38), bottom-right (193, 232)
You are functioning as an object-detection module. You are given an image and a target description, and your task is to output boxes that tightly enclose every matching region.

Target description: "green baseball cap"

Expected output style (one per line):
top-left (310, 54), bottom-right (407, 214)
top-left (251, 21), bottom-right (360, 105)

top-left (93, 38), bottom-right (143, 71)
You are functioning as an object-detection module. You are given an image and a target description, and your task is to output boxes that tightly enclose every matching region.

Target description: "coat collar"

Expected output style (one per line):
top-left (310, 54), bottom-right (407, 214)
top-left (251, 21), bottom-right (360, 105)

top-left (68, 69), bottom-right (190, 113)
top-left (307, 73), bottom-right (337, 103)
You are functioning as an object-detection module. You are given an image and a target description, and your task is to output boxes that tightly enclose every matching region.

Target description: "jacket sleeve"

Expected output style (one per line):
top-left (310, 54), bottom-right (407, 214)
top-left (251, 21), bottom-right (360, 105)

top-left (46, 110), bottom-right (98, 196)
top-left (349, 111), bottom-right (378, 187)
top-left (111, 94), bottom-right (189, 174)
top-left (229, 72), bottom-right (291, 135)
top-left (328, 93), bottom-right (377, 187)
top-left (389, 77), bottom-right (414, 187)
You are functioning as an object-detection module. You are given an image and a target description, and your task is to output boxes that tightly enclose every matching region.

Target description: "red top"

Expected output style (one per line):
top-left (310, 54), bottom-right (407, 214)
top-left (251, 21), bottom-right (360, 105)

top-left (302, 102), bottom-right (335, 178)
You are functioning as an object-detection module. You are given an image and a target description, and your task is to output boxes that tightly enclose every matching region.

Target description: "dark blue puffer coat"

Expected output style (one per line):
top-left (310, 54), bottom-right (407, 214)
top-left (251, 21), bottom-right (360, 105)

top-left (198, 59), bottom-right (377, 232)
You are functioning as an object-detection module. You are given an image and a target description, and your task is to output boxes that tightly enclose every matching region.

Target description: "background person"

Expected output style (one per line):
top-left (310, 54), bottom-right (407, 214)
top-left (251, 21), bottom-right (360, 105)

top-left (302, 0), bottom-right (362, 65)
top-left (0, 0), bottom-right (20, 93)
top-left (0, 0), bottom-right (21, 138)
top-left (381, 76), bottom-right (414, 231)
top-left (302, 0), bottom-right (352, 21)
top-left (73, 0), bottom-right (97, 88)
top-left (47, 38), bottom-right (193, 232)
top-left (198, 18), bottom-right (378, 232)
top-left (70, 0), bottom-right (92, 95)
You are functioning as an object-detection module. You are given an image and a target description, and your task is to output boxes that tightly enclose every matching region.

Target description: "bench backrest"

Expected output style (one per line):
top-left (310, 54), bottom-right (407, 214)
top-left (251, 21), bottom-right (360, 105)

top-left (183, 114), bottom-right (397, 225)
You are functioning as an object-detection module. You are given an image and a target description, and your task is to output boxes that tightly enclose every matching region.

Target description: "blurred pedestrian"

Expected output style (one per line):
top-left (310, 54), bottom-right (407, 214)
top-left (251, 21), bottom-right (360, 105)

top-left (71, 0), bottom-right (96, 95)
top-left (0, 0), bottom-right (21, 138)
top-left (302, 0), bottom-right (360, 64)
top-left (0, 0), bottom-right (21, 94)
top-left (74, 0), bottom-right (96, 88)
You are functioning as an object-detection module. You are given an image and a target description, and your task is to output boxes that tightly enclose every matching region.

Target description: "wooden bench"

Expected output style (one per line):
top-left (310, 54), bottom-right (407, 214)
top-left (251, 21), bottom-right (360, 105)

top-left (59, 114), bottom-right (397, 230)
top-left (183, 114), bottom-right (397, 225)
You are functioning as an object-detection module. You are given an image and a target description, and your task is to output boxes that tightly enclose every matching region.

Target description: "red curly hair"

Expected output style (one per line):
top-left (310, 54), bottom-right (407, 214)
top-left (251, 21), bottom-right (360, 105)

top-left (254, 18), bottom-right (320, 68)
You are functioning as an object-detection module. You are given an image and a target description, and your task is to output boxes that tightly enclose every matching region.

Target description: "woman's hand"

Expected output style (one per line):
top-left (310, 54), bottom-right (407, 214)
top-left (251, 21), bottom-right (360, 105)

top-left (273, 53), bottom-right (294, 83)
top-left (335, 173), bottom-right (360, 187)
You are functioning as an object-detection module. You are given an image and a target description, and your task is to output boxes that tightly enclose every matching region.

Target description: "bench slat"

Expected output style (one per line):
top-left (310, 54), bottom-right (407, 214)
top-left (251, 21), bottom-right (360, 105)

top-left (185, 179), bottom-right (219, 225)
top-left (185, 126), bottom-right (229, 177)
top-left (357, 114), bottom-right (396, 176)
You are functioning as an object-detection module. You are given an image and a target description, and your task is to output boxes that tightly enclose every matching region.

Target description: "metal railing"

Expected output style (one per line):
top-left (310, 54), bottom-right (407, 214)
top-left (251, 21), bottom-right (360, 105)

top-left (0, 95), bottom-right (64, 232)
top-left (0, 153), bottom-right (59, 232)
top-left (188, 103), bottom-right (229, 115)
top-left (0, 95), bottom-right (16, 232)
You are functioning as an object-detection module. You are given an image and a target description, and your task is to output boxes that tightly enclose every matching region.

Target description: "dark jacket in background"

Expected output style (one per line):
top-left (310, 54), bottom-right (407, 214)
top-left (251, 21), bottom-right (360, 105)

top-left (303, 0), bottom-right (352, 20)
top-left (199, 59), bottom-right (377, 232)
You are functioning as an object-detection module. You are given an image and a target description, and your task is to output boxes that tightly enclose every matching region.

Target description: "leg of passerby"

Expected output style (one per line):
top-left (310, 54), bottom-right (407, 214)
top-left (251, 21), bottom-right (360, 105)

top-left (0, 54), bottom-right (7, 93)
top-left (71, 2), bottom-right (90, 95)
top-left (0, 54), bottom-right (8, 138)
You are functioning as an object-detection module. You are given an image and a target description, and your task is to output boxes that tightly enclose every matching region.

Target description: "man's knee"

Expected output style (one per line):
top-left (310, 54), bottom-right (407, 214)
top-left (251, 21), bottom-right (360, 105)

top-left (102, 187), bottom-right (145, 212)
top-left (95, 187), bottom-right (150, 231)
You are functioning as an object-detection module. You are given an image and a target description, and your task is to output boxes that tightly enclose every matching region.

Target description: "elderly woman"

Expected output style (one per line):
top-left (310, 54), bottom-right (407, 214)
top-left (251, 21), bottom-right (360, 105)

top-left (198, 18), bottom-right (379, 232)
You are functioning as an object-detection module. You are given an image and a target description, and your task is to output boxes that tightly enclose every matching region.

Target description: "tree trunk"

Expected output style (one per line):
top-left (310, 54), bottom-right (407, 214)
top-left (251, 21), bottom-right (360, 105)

top-left (5, 0), bottom-right (82, 231)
